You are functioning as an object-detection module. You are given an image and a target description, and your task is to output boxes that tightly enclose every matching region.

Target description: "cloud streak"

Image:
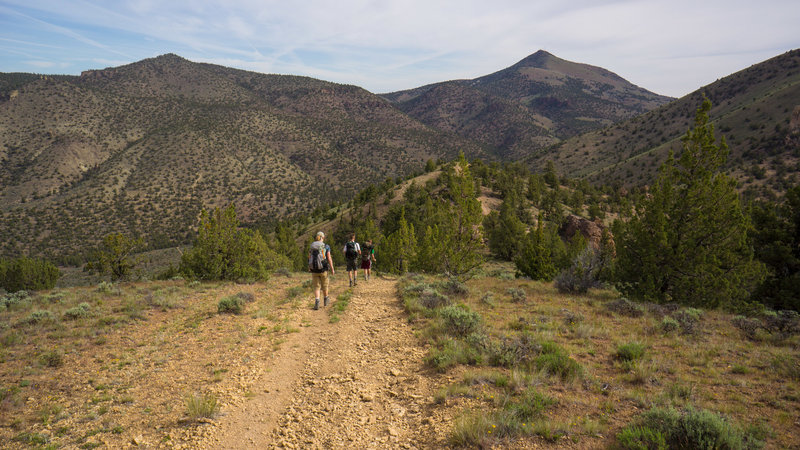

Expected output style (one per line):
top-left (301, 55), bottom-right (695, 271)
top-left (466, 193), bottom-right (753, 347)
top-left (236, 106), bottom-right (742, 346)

top-left (0, 0), bottom-right (798, 96)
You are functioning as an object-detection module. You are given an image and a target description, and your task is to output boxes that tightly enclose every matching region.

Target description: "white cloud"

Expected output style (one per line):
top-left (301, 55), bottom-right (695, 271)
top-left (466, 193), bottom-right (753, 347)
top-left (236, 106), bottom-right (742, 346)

top-left (1, 0), bottom-right (798, 96)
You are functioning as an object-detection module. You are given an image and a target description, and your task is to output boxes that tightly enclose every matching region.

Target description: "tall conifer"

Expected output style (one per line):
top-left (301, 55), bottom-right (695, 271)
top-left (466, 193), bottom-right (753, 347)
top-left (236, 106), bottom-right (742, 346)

top-left (614, 98), bottom-right (764, 307)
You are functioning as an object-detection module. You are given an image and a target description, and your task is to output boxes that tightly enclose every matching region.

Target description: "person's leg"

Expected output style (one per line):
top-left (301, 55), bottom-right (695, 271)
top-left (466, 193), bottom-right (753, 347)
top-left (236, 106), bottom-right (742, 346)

top-left (322, 272), bottom-right (330, 306)
top-left (312, 274), bottom-right (321, 310)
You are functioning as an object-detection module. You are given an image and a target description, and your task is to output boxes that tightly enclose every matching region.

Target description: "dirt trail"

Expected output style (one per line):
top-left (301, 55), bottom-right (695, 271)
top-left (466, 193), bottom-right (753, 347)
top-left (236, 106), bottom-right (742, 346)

top-left (183, 276), bottom-right (442, 449)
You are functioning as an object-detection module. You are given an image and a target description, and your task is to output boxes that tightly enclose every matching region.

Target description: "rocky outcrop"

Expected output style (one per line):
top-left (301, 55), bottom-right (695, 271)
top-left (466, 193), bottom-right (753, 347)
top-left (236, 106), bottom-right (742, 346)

top-left (558, 214), bottom-right (614, 253)
top-left (790, 105), bottom-right (800, 134)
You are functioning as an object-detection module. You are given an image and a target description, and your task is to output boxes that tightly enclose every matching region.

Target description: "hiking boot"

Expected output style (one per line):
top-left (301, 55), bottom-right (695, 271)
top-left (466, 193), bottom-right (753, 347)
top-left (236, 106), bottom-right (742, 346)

top-left (354, 280), bottom-right (357, 286)
top-left (349, 279), bottom-right (353, 287)
top-left (324, 296), bottom-right (330, 306)
top-left (314, 298), bottom-right (320, 310)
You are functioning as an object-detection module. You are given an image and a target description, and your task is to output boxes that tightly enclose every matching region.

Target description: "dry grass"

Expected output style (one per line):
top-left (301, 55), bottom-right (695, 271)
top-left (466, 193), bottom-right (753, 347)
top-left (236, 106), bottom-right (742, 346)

top-left (414, 263), bottom-right (799, 448)
top-left (0, 275), bottom-right (306, 448)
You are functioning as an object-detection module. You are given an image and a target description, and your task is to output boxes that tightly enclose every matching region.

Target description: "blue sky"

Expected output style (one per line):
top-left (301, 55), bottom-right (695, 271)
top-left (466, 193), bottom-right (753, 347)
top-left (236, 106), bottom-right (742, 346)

top-left (1, 0), bottom-right (798, 97)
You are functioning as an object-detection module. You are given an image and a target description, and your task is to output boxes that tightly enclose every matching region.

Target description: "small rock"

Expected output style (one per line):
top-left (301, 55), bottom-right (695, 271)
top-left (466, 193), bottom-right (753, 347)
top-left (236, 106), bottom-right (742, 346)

top-left (390, 369), bottom-right (401, 377)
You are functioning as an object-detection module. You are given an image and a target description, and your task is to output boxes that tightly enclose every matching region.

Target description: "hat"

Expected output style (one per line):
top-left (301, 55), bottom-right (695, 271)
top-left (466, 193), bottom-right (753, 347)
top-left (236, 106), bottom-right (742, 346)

top-left (316, 231), bottom-right (325, 239)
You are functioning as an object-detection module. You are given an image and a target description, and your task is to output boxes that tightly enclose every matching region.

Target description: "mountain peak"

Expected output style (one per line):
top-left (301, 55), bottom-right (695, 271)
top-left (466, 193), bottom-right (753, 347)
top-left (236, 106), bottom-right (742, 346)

top-left (513, 50), bottom-right (557, 68)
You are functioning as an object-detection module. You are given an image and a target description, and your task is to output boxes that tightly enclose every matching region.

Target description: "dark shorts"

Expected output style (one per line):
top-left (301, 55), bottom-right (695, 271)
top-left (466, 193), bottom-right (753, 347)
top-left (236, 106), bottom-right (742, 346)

top-left (346, 258), bottom-right (359, 271)
top-left (361, 259), bottom-right (372, 270)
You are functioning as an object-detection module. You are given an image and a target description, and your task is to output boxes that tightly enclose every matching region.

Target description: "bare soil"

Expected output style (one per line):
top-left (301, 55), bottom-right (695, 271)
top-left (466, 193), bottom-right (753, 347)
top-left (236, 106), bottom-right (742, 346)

top-left (183, 275), bottom-right (447, 449)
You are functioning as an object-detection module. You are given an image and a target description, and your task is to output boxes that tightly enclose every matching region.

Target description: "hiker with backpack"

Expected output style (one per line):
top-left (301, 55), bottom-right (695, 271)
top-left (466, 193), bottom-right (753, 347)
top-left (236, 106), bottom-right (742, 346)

top-left (360, 239), bottom-right (376, 281)
top-left (309, 231), bottom-right (335, 310)
top-left (343, 233), bottom-right (361, 287)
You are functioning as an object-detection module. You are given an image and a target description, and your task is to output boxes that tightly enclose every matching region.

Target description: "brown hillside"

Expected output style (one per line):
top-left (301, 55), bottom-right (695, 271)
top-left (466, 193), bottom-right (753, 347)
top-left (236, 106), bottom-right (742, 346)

top-left (0, 55), bottom-right (485, 260)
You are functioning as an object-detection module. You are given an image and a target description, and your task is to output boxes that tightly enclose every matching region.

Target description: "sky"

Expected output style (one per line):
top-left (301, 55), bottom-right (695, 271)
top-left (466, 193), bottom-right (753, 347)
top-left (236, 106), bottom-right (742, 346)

top-left (1, 0), bottom-right (799, 98)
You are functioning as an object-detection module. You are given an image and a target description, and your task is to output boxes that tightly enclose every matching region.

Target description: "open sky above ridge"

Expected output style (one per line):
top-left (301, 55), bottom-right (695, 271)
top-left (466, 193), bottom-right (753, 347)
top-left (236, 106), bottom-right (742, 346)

top-left (1, 0), bottom-right (799, 98)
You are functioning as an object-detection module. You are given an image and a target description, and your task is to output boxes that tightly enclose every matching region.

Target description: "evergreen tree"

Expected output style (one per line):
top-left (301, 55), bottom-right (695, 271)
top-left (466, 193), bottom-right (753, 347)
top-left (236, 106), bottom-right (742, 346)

top-left (85, 232), bottom-right (143, 281)
top-left (485, 194), bottom-right (526, 261)
top-left (750, 185), bottom-right (800, 311)
top-left (180, 204), bottom-right (275, 281)
top-left (272, 223), bottom-right (305, 271)
top-left (614, 98), bottom-right (765, 308)
top-left (380, 207), bottom-right (416, 274)
top-left (0, 256), bottom-right (60, 292)
top-left (514, 216), bottom-right (556, 280)
top-left (434, 153), bottom-right (484, 276)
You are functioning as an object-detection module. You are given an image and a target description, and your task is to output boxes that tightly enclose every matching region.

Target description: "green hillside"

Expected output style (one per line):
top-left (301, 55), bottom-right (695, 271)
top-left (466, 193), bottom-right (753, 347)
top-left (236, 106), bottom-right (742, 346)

top-left (530, 49), bottom-right (800, 196)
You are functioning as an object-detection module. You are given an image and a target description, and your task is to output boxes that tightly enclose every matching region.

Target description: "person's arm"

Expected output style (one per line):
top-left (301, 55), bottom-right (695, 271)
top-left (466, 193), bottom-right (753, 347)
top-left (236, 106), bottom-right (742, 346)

top-left (327, 252), bottom-right (335, 274)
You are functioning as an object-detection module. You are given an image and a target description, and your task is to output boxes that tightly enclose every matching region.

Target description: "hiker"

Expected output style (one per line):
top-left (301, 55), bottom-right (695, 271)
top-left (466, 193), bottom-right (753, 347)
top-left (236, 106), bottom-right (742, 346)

top-left (360, 239), bottom-right (376, 281)
top-left (309, 231), bottom-right (335, 310)
top-left (343, 233), bottom-right (361, 287)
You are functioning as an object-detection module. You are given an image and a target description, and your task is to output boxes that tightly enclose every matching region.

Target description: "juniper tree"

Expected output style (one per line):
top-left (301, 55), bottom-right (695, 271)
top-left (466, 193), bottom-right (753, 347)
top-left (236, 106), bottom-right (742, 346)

top-left (380, 207), bottom-right (416, 274)
top-left (433, 153), bottom-right (484, 276)
top-left (614, 98), bottom-right (764, 308)
top-left (180, 204), bottom-right (274, 281)
top-left (85, 232), bottom-right (143, 281)
top-left (514, 215), bottom-right (557, 281)
top-left (485, 194), bottom-right (526, 261)
top-left (750, 185), bottom-right (800, 311)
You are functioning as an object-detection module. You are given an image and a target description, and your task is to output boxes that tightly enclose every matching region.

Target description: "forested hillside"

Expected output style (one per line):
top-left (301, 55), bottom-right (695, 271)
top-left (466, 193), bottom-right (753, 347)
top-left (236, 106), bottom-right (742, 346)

top-left (531, 49), bottom-right (800, 197)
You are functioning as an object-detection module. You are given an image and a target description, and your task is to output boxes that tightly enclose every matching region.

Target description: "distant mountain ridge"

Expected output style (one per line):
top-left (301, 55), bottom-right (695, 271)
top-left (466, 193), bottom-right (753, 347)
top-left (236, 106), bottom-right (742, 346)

top-left (528, 49), bottom-right (800, 194)
top-left (3, 49), bottom-right (794, 262)
top-left (0, 54), bottom-right (485, 260)
top-left (381, 50), bottom-right (674, 158)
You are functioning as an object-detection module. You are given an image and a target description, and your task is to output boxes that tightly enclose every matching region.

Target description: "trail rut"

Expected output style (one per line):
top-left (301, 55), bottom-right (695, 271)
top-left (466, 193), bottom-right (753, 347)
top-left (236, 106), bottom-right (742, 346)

top-left (183, 276), bottom-right (443, 449)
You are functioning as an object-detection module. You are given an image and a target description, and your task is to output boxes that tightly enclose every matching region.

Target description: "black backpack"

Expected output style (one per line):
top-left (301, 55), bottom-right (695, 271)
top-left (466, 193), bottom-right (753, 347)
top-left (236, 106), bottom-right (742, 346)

top-left (309, 247), bottom-right (327, 273)
top-left (345, 241), bottom-right (358, 259)
top-left (361, 244), bottom-right (373, 261)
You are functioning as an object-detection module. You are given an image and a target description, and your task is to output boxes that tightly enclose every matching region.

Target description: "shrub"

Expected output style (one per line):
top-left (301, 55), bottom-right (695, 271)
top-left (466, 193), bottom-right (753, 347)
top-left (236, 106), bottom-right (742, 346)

top-left (616, 342), bottom-right (647, 362)
top-left (535, 348), bottom-right (583, 382)
top-left (562, 309), bottom-right (584, 326)
top-left (507, 388), bottom-right (556, 421)
top-left (23, 309), bottom-right (55, 325)
top-left (606, 297), bottom-right (645, 317)
top-left (617, 426), bottom-right (667, 450)
top-left (426, 337), bottom-right (483, 372)
top-left (419, 289), bottom-right (451, 309)
top-left (274, 267), bottom-right (292, 277)
top-left (479, 292), bottom-right (496, 307)
top-left (63, 303), bottom-right (91, 320)
top-left (438, 278), bottom-right (470, 298)
top-left (762, 310), bottom-right (800, 338)
top-left (1, 290), bottom-right (31, 310)
top-left (619, 406), bottom-right (764, 450)
top-left (770, 354), bottom-right (800, 381)
top-left (217, 296), bottom-right (245, 314)
top-left (39, 349), bottom-right (64, 368)
top-left (96, 282), bottom-right (117, 295)
top-left (0, 257), bottom-right (60, 293)
top-left (672, 308), bottom-right (702, 334)
top-left (438, 306), bottom-right (481, 337)
top-left (235, 292), bottom-right (255, 303)
top-left (487, 332), bottom-right (540, 367)
top-left (661, 317), bottom-right (680, 333)
top-left (732, 315), bottom-right (762, 340)
top-left (554, 247), bottom-right (605, 294)
top-left (185, 393), bottom-right (219, 419)
top-left (506, 287), bottom-right (527, 303)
